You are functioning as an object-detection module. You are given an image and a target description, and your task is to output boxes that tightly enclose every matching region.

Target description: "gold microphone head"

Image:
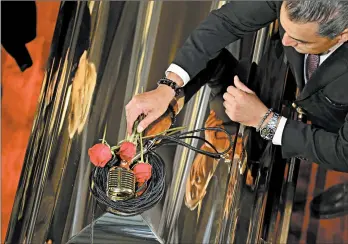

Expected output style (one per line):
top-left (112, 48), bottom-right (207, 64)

top-left (107, 166), bottom-right (136, 201)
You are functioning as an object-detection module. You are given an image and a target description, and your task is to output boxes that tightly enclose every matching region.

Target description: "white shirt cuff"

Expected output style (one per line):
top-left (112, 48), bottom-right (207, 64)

top-left (165, 63), bottom-right (191, 86)
top-left (272, 116), bottom-right (287, 145)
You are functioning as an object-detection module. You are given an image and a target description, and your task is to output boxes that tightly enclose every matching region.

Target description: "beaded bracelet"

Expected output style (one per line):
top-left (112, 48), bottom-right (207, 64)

top-left (157, 77), bottom-right (182, 97)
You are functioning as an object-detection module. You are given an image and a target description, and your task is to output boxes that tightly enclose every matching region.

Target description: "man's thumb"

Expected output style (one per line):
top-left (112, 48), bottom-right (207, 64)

top-left (234, 76), bottom-right (254, 94)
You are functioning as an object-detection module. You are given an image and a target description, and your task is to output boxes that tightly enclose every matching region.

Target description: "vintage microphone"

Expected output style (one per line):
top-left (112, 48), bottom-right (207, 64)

top-left (107, 165), bottom-right (136, 201)
top-left (106, 139), bottom-right (156, 201)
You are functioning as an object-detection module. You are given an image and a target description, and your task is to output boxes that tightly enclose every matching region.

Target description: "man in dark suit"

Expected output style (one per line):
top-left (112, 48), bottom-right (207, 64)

top-left (126, 1), bottom-right (348, 218)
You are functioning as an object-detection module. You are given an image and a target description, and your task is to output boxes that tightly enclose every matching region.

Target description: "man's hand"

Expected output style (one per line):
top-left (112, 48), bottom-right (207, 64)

top-left (223, 76), bottom-right (269, 128)
top-left (126, 85), bottom-right (175, 135)
top-left (126, 72), bottom-right (184, 135)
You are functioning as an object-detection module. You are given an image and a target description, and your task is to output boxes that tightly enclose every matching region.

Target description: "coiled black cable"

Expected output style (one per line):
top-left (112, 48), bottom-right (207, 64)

top-left (89, 126), bottom-right (233, 216)
top-left (90, 150), bottom-right (165, 216)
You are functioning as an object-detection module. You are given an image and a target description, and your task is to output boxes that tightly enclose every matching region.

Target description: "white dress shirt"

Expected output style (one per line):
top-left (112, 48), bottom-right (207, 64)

top-left (165, 43), bottom-right (343, 145)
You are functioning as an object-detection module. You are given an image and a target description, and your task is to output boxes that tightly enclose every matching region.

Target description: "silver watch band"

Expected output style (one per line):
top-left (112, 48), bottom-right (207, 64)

top-left (259, 112), bottom-right (280, 141)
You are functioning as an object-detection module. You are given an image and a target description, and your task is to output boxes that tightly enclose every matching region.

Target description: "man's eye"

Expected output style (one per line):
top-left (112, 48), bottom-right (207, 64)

top-left (298, 40), bottom-right (309, 45)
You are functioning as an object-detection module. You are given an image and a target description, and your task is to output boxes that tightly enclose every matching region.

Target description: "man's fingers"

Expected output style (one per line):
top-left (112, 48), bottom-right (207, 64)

top-left (137, 112), bottom-right (160, 133)
top-left (226, 85), bottom-right (240, 98)
top-left (234, 75), bottom-right (254, 94)
top-left (223, 92), bottom-right (235, 102)
top-left (223, 100), bottom-right (234, 112)
top-left (126, 107), bottom-right (141, 135)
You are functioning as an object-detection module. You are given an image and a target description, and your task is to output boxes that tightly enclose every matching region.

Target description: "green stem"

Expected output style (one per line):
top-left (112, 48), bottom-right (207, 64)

top-left (102, 123), bottom-right (108, 144)
top-left (111, 145), bottom-right (121, 151)
top-left (140, 130), bottom-right (144, 162)
top-left (129, 119), bottom-right (140, 142)
top-left (142, 126), bottom-right (187, 139)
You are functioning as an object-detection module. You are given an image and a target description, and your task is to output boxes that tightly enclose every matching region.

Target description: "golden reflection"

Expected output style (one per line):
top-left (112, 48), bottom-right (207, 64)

top-left (144, 111), bottom-right (173, 138)
top-left (144, 93), bottom-right (185, 137)
top-left (222, 134), bottom-right (249, 220)
top-left (184, 111), bottom-right (235, 219)
top-left (68, 50), bottom-right (97, 138)
top-left (213, 127), bottom-right (251, 244)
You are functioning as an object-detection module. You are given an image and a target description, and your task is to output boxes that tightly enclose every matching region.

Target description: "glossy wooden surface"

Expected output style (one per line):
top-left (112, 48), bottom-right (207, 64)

top-left (1, 2), bottom-right (348, 243)
top-left (1, 2), bottom-right (60, 241)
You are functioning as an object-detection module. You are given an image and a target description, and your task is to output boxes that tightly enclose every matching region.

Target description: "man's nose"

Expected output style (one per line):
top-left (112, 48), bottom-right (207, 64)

top-left (282, 33), bottom-right (297, 47)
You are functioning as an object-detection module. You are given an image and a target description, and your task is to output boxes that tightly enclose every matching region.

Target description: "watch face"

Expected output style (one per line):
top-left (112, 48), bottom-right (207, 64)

top-left (260, 127), bottom-right (275, 140)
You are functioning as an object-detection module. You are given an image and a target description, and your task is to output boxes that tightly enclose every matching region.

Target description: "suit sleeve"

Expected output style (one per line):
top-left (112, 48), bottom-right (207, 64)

top-left (281, 115), bottom-right (348, 172)
top-left (172, 1), bottom-right (278, 79)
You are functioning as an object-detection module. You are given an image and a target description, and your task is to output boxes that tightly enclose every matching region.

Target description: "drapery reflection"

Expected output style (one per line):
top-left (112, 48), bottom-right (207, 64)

top-left (68, 50), bottom-right (97, 138)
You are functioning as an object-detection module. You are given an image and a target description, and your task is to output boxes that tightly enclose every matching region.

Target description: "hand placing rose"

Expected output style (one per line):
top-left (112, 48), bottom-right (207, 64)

top-left (125, 85), bottom-right (175, 135)
top-left (125, 72), bottom-right (184, 135)
top-left (88, 143), bottom-right (112, 167)
top-left (223, 76), bottom-right (269, 128)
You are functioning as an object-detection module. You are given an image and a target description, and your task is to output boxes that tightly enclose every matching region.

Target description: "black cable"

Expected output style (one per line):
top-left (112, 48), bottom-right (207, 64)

top-left (163, 135), bottom-right (219, 153)
top-left (90, 150), bottom-right (165, 216)
top-left (153, 127), bottom-right (233, 159)
top-left (89, 127), bottom-right (233, 216)
top-left (90, 197), bottom-right (96, 244)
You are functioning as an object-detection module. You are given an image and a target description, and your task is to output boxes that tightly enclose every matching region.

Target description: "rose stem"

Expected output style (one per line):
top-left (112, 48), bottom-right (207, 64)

top-left (142, 126), bottom-right (187, 139)
top-left (140, 129), bottom-right (144, 162)
top-left (102, 123), bottom-right (108, 144)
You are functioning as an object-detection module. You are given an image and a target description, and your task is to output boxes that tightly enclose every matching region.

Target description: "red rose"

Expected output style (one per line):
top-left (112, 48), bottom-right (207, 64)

top-left (88, 143), bottom-right (112, 167)
top-left (133, 162), bottom-right (152, 183)
top-left (118, 141), bottom-right (136, 162)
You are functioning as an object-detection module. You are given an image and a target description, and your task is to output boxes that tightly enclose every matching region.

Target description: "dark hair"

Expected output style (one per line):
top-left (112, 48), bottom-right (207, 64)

top-left (284, 1), bottom-right (348, 39)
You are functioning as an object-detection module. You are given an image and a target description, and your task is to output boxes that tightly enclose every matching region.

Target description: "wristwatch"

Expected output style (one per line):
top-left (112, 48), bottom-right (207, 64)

top-left (260, 112), bottom-right (280, 141)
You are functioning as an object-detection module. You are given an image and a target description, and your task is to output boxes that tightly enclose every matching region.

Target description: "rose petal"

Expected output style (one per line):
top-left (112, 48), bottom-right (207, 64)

top-left (119, 141), bottom-right (137, 162)
top-left (88, 143), bottom-right (112, 167)
top-left (133, 163), bottom-right (152, 183)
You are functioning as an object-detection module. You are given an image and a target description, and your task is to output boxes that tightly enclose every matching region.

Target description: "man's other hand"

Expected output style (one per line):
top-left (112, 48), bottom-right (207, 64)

top-left (223, 76), bottom-right (268, 128)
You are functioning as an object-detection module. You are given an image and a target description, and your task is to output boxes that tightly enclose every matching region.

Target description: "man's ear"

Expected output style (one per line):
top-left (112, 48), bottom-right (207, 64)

top-left (338, 28), bottom-right (348, 43)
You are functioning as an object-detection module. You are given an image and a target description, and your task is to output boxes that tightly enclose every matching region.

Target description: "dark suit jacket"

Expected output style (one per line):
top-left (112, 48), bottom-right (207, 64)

top-left (173, 1), bottom-right (348, 172)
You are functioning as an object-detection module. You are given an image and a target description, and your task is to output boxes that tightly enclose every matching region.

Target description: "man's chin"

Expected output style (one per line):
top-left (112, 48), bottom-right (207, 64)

top-left (293, 47), bottom-right (305, 54)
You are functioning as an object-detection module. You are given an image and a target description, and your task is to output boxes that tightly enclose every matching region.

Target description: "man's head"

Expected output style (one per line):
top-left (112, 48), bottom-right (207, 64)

top-left (280, 1), bottom-right (348, 54)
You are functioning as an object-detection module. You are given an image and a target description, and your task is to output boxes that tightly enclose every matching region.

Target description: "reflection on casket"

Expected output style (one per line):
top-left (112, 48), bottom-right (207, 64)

top-left (6, 2), bottom-right (295, 244)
